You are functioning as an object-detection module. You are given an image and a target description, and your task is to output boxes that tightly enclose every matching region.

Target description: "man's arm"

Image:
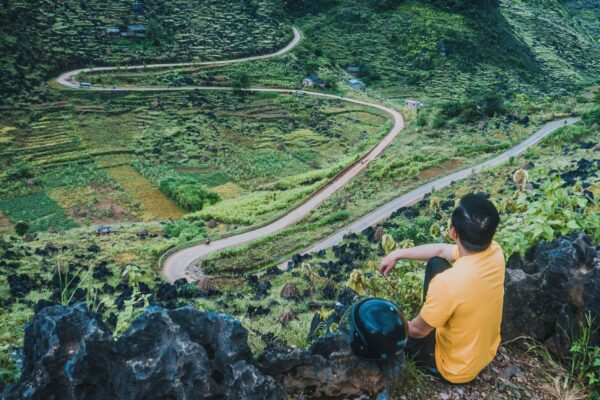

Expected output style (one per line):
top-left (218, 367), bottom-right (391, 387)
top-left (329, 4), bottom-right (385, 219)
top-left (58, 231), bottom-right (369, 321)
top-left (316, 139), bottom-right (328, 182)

top-left (408, 315), bottom-right (434, 339)
top-left (379, 243), bottom-right (455, 276)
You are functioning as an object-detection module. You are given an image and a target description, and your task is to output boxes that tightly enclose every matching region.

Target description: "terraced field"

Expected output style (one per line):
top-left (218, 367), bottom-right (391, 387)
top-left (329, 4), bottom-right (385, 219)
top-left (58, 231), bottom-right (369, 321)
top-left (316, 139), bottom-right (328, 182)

top-left (0, 90), bottom-right (389, 232)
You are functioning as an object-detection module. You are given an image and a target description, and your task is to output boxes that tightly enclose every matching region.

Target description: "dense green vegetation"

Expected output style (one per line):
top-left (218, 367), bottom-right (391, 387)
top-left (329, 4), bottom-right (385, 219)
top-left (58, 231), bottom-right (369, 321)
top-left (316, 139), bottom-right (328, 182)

top-left (0, 0), bottom-right (290, 103)
top-left (95, 0), bottom-right (600, 104)
top-left (196, 90), bottom-right (597, 275)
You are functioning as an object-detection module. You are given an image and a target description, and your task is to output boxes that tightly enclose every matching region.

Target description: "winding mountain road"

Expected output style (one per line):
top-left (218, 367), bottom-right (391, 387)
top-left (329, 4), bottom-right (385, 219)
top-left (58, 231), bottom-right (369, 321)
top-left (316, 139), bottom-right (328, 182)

top-left (55, 27), bottom-right (579, 283)
top-left (57, 27), bottom-right (303, 88)
top-left (287, 117), bottom-right (580, 263)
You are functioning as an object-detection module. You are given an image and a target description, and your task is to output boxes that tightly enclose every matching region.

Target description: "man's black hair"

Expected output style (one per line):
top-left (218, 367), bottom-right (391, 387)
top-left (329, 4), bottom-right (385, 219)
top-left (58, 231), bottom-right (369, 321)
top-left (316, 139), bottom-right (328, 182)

top-left (451, 193), bottom-right (500, 252)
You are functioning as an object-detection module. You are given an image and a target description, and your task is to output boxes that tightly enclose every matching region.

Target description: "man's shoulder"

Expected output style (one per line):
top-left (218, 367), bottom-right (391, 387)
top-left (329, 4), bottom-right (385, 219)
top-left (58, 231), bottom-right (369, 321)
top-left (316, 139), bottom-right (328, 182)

top-left (490, 241), bottom-right (504, 254)
top-left (431, 266), bottom-right (462, 292)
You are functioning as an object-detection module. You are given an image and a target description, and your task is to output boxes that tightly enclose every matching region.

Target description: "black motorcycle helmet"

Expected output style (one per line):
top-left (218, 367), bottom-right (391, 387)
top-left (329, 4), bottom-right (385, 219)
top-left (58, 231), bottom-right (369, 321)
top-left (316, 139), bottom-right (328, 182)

top-left (348, 298), bottom-right (408, 360)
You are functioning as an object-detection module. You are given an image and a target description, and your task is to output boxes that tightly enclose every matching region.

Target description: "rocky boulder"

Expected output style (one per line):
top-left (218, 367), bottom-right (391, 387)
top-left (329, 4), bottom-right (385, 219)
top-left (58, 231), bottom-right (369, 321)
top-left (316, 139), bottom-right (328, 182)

top-left (503, 232), bottom-right (600, 357)
top-left (4, 304), bottom-right (285, 400)
top-left (258, 333), bottom-right (405, 398)
top-left (5, 303), bottom-right (404, 399)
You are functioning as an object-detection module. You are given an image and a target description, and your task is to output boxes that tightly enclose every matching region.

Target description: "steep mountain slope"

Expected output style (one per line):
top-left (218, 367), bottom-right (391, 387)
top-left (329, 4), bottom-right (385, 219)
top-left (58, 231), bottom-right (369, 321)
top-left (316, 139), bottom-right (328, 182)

top-left (0, 0), bottom-right (289, 103)
top-left (293, 0), bottom-right (600, 100)
top-left (564, 0), bottom-right (600, 40)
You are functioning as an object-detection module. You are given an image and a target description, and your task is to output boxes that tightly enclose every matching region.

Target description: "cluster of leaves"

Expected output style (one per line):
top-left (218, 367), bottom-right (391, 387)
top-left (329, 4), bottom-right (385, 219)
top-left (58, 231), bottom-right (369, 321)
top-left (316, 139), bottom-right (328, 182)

top-left (437, 92), bottom-right (506, 125)
top-left (158, 177), bottom-right (221, 212)
top-left (496, 179), bottom-right (599, 256)
top-left (347, 235), bottom-right (424, 318)
top-left (114, 265), bottom-right (150, 335)
top-left (569, 315), bottom-right (600, 397)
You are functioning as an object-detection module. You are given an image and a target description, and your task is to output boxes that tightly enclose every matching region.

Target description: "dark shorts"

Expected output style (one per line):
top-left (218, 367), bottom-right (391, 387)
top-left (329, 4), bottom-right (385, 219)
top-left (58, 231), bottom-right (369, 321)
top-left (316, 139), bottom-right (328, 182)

top-left (403, 257), bottom-right (452, 381)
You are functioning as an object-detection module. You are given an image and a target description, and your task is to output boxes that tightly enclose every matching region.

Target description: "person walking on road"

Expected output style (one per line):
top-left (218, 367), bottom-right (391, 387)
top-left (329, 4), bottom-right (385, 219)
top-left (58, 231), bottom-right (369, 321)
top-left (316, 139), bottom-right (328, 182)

top-left (379, 193), bottom-right (504, 383)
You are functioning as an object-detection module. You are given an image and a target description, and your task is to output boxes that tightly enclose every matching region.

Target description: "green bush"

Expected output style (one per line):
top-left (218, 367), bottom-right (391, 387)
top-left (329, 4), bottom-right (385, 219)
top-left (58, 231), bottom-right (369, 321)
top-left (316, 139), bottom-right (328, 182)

top-left (497, 179), bottom-right (599, 256)
top-left (544, 124), bottom-right (589, 145)
top-left (14, 221), bottom-right (28, 236)
top-left (389, 216), bottom-right (436, 245)
top-left (164, 219), bottom-right (207, 242)
top-left (158, 177), bottom-right (221, 212)
top-left (369, 0), bottom-right (402, 11)
top-left (132, 162), bottom-right (221, 212)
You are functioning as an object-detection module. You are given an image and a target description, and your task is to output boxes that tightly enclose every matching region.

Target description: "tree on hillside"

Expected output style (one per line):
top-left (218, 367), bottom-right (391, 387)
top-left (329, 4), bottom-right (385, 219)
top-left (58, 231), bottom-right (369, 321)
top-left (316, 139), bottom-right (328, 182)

top-left (231, 72), bottom-right (251, 94)
top-left (369, 0), bottom-right (403, 11)
top-left (15, 221), bottom-right (29, 236)
top-left (284, 0), bottom-right (338, 14)
top-left (358, 61), bottom-right (381, 83)
top-left (427, 0), bottom-right (499, 13)
top-left (146, 19), bottom-right (168, 46)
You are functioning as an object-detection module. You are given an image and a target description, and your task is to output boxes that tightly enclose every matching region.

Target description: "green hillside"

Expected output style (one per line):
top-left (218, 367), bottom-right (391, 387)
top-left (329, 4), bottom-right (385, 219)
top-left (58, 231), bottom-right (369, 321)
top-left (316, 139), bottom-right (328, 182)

top-left (288, 0), bottom-right (600, 100)
top-left (0, 0), bottom-right (289, 103)
top-left (564, 0), bottom-right (600, 39)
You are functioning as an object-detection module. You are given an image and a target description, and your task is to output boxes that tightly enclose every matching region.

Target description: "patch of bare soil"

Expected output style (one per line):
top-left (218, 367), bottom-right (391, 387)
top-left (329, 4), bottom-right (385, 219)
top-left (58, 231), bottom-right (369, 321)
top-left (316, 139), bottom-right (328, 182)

top-left (67, 199), bottom-right (135, 225)
top-left (0, 211), bottom-right (14, 233)
top-left (396, 346), bottom-right (562, 400)
top-left (418, 159), bottom-right (464, 181)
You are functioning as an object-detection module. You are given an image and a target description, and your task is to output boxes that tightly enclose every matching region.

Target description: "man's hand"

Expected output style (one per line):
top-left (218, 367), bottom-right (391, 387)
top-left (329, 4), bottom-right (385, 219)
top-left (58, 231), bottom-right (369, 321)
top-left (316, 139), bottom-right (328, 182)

top-left (379, 243), bottom-right (456, 279)
top-left (379, 253), bottom-right (398, 276)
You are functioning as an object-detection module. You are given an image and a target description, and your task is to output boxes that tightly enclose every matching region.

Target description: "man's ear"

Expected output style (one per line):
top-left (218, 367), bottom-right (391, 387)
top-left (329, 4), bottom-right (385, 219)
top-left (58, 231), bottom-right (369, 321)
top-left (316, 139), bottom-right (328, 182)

top-left (450, 226), bottom-right (459, 242)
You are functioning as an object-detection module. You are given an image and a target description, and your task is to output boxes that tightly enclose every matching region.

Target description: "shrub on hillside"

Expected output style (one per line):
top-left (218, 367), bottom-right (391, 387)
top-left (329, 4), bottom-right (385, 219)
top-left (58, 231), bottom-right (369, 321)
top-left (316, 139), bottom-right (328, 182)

top-left (158, 177), bottom-right (221, 212)
top-left (438, 93), bottom-right (505, 125)
top-left (15, 221), bottom-right (29, 236)
top-left (369, 0), bottom-right (403, 11)
top-left (132, 161), bottom-right (221, 212)
top-left (164, 219), bottom-right (207, 242)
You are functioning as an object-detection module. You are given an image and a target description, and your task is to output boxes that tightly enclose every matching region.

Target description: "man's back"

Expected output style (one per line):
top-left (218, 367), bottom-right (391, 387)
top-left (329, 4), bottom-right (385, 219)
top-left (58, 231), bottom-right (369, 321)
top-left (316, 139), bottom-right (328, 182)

top-left (420, 241), bottom-right (505, 383)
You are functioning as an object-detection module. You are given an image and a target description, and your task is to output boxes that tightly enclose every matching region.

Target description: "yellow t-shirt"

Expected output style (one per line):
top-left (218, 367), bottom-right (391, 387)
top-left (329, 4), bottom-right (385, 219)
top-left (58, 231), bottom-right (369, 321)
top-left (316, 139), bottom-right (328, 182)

top-left (420, 241), bottom-right (505, 383)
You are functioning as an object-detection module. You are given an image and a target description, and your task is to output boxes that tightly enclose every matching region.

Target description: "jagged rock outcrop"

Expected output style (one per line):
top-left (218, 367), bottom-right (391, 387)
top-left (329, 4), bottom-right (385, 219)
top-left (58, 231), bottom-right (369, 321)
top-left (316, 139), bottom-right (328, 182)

top-left (258, 333), bottom-right (405, 398)
top-left (4, 304), bottom-right (286, 400)
top-left (503, 232), bottom-right (600, 357)
top-left (5, 303), bottom-right (404, 399)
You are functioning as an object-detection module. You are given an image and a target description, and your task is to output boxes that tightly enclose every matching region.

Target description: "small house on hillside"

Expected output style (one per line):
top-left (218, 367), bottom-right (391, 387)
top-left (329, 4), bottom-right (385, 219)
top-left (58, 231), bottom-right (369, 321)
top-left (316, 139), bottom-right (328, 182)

top-left (104, 27), bottom-right (120, 37)
top-left (348, 78), bottom-right (365, 91)
top-left (346, 66), bottom-right (360, 75)
top-left (302, 75), bottom-right (322, 87)
top-left (405, 99), bottom-right (424, 109)
top-left (126, 25), bottom-right (146, 38)
top-left (96, 226), bottom-right (113, 235)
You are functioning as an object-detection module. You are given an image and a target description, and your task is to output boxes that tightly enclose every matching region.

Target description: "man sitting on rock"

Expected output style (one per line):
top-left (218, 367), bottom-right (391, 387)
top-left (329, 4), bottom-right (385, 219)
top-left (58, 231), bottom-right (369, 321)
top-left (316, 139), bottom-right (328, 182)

top-left (379, 193), bottom-right (504, 383)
